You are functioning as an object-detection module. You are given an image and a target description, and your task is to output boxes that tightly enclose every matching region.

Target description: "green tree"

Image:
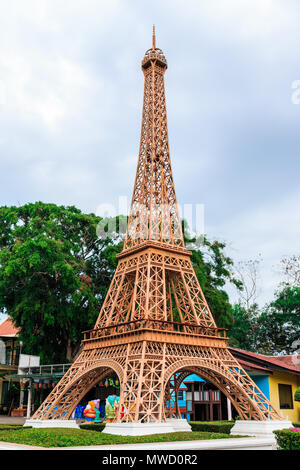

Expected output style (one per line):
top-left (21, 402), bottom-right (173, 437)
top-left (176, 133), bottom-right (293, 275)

top-left (229, 286), bottom-right (300, 355)
top-left (0, 202), bottom-right (123, 363)
top-left (256, 286), bottom-right (300, 354)
top-left (184, 227), bottom-right (242, 328)
top-left (228, 302), bottom-right (260, 351)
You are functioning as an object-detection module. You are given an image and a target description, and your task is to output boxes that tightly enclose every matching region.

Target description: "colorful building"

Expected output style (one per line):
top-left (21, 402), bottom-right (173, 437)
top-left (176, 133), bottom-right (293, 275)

top-left (231, 348), bottom-right (300, 423)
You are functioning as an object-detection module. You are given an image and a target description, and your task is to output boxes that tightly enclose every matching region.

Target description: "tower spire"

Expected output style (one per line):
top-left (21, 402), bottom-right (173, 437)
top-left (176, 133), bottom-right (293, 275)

top-left (125, 29), bottom-right (182, 250)
top-left (152, 24), bottom-right (156, 50)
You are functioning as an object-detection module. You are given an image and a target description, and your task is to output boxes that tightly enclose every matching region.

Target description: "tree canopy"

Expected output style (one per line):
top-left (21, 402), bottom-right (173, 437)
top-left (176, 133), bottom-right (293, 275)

top-left (0, 202), bottom-right (123, 363)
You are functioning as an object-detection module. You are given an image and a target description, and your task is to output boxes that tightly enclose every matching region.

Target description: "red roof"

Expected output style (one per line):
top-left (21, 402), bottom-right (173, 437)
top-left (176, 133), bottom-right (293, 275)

top-left (0, 317), bottom-right (19, 337)
top-left (230, 347), bottom-right (300, 374)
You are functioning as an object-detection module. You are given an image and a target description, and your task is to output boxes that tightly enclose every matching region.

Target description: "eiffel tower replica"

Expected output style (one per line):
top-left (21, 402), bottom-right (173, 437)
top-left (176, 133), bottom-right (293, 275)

top-left (31, 27), bottom-right (282, 432)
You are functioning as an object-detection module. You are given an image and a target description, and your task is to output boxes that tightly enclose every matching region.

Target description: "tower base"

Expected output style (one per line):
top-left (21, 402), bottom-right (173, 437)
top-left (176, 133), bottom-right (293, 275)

top-left (230, 419), bottom-right (292, 438)
top-left (102, 421), bottom-right (181, 436)
top-left (24, 419), bottom-right (79, 429)
top-left (166, 418), bottom-right (192, 432)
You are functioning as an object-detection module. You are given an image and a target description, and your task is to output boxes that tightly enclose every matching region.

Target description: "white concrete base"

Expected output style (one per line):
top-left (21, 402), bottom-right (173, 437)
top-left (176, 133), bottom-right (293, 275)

top-left (24, 419), bottom-right (79, 429)
top-left (166, 418), bottom-right (192, 432)
top-left (230, 419), bottom-right (292, 440)
top-left (102, 422), bottom-right (176, 436)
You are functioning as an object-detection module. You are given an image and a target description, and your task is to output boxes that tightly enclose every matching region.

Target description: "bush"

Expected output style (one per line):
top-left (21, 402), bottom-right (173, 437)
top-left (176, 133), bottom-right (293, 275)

top-left (294, 387), bottom-right (300, 402)
top-left (292, 422), bottom-right (300, 428)
top-left (79, 423), bottom-right (105, 432)
top-left (274, 429), bottom-right (300, 450)
top-left (189, 421), bottom-right (235, 434)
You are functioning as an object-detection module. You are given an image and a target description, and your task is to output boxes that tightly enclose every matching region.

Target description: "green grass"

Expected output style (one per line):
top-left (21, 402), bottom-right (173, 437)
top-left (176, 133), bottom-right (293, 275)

top-left (0, 427), bottom-right (244, 448)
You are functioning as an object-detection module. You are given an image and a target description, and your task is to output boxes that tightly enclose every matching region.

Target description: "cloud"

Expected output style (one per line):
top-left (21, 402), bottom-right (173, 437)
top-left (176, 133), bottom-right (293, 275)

top-left (0, 0), bottom-right (299, 306)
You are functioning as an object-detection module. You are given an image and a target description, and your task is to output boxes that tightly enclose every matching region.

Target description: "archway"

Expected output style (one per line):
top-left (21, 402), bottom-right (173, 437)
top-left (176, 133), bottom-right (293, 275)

top-left (33, 359), bottom-right (123, 420)
top-left (163, 360), bottom-right (276, 421)
top-left (165, 368), bottom-right (232, 422)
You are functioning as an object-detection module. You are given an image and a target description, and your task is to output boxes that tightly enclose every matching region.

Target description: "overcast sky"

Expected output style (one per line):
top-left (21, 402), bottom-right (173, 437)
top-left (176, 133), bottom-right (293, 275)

top-left (0, 0), bottom-right (299, 308)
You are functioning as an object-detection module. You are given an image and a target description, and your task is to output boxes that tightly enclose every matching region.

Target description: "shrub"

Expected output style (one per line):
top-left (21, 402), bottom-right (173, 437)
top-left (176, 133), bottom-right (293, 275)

top-left (292, 422), bottom-right (300, 428)
top-left (294, 387), bottom-right (300, 402)
top-left (273, 429), bottom-right (300, 450)
top-left (79, 423), bottom-right (105, 432)
top-left (189, 421), bottom-right (235, 434)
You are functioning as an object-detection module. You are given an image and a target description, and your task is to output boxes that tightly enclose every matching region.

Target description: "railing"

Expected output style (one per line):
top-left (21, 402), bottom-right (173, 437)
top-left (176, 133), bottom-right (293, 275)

top-left (18, 363), bottom-right (71, 376)
top-left (187, 390), bottom-right (221, 403)
top-left (83, 319), bottom-right (228, 342)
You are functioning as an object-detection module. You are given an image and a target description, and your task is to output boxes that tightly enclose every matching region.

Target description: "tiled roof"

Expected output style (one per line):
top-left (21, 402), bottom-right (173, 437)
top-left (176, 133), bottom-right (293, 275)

top-left (0, 317), bottom-right (19, 337)
top-left (236, 358), bottom-right (270, 374)
top-left (230, 347), bottom-right (300, 374)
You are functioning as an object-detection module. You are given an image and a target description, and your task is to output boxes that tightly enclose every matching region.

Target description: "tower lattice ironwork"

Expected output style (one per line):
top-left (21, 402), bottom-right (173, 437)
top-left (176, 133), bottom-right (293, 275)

top-left (33, 28), bottom-right (282, 423)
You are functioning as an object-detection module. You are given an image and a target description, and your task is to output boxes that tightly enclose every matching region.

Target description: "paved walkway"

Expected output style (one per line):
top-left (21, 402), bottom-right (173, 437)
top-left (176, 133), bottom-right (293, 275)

top-left (0, 441), bottom-right (42, 450)
top-left (0, 437), bottom-right (276, 450)
top-left (0, 416), bottom-right (25, 425)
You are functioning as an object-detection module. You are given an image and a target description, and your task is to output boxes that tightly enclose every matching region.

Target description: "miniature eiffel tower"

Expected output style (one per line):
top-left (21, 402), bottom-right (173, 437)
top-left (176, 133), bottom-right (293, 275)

top-left (32, 27), bottom-right (281, 426)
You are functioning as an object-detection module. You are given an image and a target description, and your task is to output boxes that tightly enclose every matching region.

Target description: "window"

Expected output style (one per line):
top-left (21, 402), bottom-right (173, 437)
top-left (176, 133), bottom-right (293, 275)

top-left (178, 391), bottom-right (184, 401)
top-left (187, 401), bottom-right (192, 412)
top-left (278, 384), bottom-right (293, 409)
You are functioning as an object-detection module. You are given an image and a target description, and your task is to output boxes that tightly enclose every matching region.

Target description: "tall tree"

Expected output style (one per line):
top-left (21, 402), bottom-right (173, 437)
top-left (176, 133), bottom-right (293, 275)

top-left (0, 202), bottom-right (123, 363)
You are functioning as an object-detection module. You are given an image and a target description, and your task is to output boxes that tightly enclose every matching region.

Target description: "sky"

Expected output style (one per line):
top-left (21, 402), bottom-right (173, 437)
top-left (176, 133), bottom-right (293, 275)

top-left (0, 0), bottom-right (299, 309)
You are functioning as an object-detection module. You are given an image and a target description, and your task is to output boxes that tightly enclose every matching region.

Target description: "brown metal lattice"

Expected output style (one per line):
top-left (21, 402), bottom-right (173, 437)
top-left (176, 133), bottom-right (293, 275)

top-left (33, 28), bottom-right (282, 423)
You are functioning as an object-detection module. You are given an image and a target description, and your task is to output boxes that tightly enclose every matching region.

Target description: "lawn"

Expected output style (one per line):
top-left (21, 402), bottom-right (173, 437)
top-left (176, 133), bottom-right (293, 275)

top-left (0, 426), bottom-right (243, 448)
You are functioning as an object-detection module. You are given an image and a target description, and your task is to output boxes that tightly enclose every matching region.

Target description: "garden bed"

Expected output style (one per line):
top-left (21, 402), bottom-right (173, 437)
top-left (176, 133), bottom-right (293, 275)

top-left (0, 427), bottom-right (244, 448)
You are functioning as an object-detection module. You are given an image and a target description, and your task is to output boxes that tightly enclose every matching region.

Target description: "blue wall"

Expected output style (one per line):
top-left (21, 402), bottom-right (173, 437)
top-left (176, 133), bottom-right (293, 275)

top-left (249, 374), bottom-right (270, 399)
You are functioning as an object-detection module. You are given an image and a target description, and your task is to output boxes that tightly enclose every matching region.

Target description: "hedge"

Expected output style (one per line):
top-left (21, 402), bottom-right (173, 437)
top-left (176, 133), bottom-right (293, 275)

top-left (274, 429), bottom-right (300, 450)
top-left (79, 423), bottom-right (105, 432)
top-left (189, 421), bottom-right (235, 434)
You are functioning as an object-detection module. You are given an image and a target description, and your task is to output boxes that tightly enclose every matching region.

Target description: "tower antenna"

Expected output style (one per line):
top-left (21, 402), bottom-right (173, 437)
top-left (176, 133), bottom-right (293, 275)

top-left (152, 24), bottom-right (156, 50)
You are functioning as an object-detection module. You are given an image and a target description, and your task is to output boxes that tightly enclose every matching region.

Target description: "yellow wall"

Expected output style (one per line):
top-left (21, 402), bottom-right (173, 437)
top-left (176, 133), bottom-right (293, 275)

top-left (269, 370), bottom-right (300, 423)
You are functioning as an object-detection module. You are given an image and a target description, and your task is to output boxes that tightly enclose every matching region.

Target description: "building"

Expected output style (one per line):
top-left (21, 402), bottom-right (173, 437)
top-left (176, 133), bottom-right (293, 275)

top-left (0, 317), bottom-right (70, 417)
top-left (231, 348), bottom-right (300, 423)
top-left (0, 317), bottom-right (20, 414)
